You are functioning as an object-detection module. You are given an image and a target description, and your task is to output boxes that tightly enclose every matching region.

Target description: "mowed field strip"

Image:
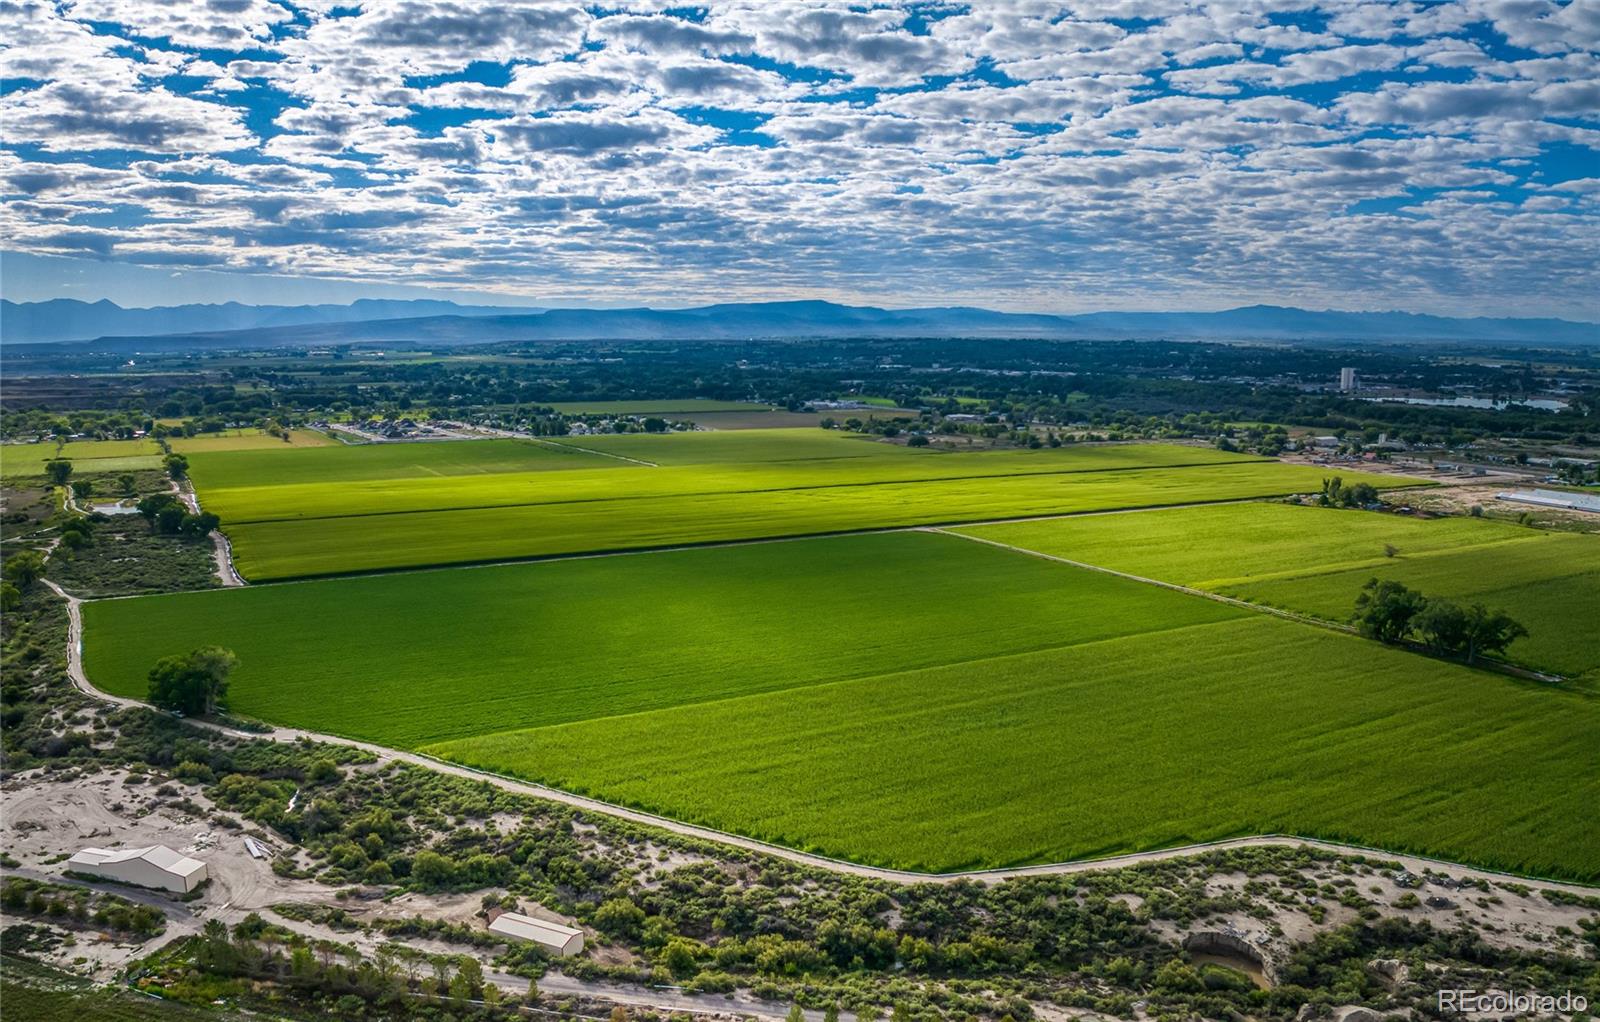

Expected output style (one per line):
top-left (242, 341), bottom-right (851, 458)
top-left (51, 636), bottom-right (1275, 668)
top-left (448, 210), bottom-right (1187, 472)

top-left (1, 438), bottom-right (164, 477)
top-left (182, 432), bottom-right (1423, 579)
top-left (955, 503), bottom-right (1600, 681)
top-left (82, 529), bottom-right (1598, 880)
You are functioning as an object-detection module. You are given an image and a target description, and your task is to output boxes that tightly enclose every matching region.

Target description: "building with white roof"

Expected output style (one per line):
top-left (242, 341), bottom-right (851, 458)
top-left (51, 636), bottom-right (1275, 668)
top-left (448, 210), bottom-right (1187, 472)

top-left (1496, 489), bottom-right (1600, 514)
top-left (66, 845), bottom-right (208, 893)
top-left (486, 908), bottom-right (584, 956)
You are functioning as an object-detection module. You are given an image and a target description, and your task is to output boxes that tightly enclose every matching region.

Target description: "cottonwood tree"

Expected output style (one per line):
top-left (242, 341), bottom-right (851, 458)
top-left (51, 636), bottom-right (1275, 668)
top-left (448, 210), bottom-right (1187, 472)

top-left (2, 550), bottom-right (46, 589)
top-left (1414, 599), bottom-right (1470, 658)
top-left (1353, 579), bottom-right (1427, 643)
top-left (44, 459), bottom-right (72, 486)
top-left (147, 646), bottom-right (238, 716)
top-left (1461, 605), bottom-right (1528, 663)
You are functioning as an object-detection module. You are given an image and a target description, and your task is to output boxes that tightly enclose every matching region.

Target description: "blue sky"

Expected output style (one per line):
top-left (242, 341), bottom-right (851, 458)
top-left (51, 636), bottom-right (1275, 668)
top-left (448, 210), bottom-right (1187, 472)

top-left (1, 1), bottom-right (1597, 318)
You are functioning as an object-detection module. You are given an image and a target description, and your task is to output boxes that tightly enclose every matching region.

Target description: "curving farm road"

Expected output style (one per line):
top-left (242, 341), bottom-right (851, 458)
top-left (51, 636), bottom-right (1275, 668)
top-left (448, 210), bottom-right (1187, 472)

top-left (41, 579), bottom-right (1596, 894)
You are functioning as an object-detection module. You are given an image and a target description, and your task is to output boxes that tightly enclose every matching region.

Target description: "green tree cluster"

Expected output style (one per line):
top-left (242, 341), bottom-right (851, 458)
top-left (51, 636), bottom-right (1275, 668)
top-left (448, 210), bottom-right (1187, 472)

top-left (135, 492), bottom-right (220, 537)
top-left (1319, 476), bottom-right (1379, 508)
top-left (1354, 579), bottom-right (1526, 664)
top-left (147, 646), bottom-right (238, 716)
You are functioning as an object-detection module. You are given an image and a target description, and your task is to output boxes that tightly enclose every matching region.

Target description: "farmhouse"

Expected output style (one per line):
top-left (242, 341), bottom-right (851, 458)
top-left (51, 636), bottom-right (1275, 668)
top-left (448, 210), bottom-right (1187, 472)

top-left (66, 845), bottom-right (208, 893)
top-left (486, 908), bottom-right (584, 956)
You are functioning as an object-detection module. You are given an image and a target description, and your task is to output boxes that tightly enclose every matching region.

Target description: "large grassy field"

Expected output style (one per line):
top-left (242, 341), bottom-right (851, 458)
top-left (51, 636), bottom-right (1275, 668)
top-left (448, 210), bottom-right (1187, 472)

top-left (169, 428), bottom-right (335, 452)
top-left (1, 438), bottom-right (163, 478)
top-left (432, 618), bottom-right (1598, 878)
top-left (185, 436), bottom-right (619, 490)
top-left (84, 532), bottom-right (1242, 748)
top-left (220, 460), bottom-right (1419, 580)
top-left (182, 433), bottom-right (1418, 579)
top-left (542, 428), bottom-right (937, 465)
top-left (81, 530), bottom-right (1598, 879)
top-left (957, 503), bottom-right (1600, 680)
top-left (198, 441), bottom-right (1269, 524)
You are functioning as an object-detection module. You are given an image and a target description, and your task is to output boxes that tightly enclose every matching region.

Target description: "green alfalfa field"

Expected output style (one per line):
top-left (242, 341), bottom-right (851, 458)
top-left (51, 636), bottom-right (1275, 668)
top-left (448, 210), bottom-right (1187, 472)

top-left (81, 530), bottom-right (1598, 879)
top-left (193, 436), bottom-right (1420, 580)
top-left (431, 616), bottom-right (1598, 878)
top-left (193, 434), bottom-right (1266, 522)
top-left (83, 531), bottom-right (1243, 747)
top-left (957, 502), bottom-right (1600, 681)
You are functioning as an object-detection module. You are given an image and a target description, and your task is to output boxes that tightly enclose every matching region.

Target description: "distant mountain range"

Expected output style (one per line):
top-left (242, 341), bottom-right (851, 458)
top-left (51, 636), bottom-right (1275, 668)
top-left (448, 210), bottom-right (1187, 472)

top-left (0, 297), bottom-right (535, 345)
top-left (3, 297), bottom-right (1595, 348)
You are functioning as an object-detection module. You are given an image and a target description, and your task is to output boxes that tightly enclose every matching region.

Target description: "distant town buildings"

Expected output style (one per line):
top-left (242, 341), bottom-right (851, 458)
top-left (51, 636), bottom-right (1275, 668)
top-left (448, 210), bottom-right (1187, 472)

top-left (1339, 367), bottom-right (1359, 392)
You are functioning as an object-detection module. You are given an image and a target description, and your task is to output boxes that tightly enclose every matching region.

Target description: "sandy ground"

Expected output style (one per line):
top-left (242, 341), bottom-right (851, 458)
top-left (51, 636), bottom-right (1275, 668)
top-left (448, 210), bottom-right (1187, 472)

top-left (1146, 864), bottom-right (1598, 987)
top-left (0, 768), bottom-right (813, 1019)
top-left (1403, 481), bottom-right (1600, 531)
top-left (5, 758), bottom-right (1595, 1016)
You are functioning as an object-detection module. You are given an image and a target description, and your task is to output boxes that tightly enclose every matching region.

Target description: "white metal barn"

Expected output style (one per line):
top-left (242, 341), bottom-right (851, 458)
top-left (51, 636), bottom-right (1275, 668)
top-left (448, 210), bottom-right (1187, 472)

top-left (486, 909), bottom-right (584, 956)
top-left (66, 845), bottom-right (208, 893)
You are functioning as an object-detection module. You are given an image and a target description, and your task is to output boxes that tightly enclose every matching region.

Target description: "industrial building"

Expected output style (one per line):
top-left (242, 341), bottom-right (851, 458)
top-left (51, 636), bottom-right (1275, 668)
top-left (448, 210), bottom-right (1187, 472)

top-left (486, 908), bottom-right (585, 956)
top-left (66, 845), bottom-right (208, 893)
top-left (1496, 489), bottom-right (1600, 514)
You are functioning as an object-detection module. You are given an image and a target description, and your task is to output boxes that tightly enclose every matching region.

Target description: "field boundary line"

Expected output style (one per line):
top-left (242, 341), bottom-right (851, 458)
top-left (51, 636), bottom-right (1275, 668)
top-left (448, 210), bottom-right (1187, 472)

top-left (47, 579), bottom-right (1596, 892)
top-left (930, 526), bottom-right (1369, 631)
top-left (928, 527), bottom-right (1565, 684)
top-left (213, 496), bottom-right (1351, 587)
top-left (1193, 531), bottom-right (1563, 591)
top-left (434, 421), bottom-right (661, 466)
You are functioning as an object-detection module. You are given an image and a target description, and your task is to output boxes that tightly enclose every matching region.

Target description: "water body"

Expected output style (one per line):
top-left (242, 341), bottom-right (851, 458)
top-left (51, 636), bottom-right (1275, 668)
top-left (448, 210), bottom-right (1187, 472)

top-left (1362, 395), bottom-right (1568, 411)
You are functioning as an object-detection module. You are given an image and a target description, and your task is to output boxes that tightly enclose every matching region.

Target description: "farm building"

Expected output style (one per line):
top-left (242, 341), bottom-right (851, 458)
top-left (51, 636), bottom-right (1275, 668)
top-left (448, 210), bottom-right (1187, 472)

top-left (1496, 489), bottom-right (1600, 514)
top-left (486, 908), bottom-right (584, 956)
top-left (66, 845), bottom-right (208, 893)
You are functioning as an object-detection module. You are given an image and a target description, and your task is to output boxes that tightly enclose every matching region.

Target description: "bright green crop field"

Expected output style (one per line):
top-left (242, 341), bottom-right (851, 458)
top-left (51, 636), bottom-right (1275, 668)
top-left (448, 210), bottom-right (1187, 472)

top-left (221, 461), bottom-right (1414, 580)
top-left (543, 427), bottom-right (913, 465)
top-left (201, 442), bottom-right (1417, 580)
top-left (84, 532), bottom-right (1242, 747)
top-left (1, 438), bottom-right (164, 477)
top-left (184, 436), bottom-right (619, 490)
top-left (958, 503), bottom-right (1600, 680)
top-left (432, 617), bottom-right (1598, 877)
top-left (81, 529), bottom-right (1599, 879)
top-left (198, 441), bottom-right (1268, 525)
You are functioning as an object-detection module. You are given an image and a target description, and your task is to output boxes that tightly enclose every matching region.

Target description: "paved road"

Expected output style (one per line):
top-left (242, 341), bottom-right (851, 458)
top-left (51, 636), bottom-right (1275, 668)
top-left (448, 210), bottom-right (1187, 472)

top-left (41, 580), bottom-right (1595, 895)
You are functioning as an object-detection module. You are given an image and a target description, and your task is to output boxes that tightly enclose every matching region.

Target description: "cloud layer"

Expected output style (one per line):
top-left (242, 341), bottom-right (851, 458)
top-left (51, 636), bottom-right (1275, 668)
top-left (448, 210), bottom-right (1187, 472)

top-left (2, 1), bottom-right (1597, 317)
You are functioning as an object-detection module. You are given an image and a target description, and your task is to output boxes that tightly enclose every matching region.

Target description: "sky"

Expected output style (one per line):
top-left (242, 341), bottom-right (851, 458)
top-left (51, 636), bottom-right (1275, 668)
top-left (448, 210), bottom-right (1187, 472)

top-left (1, 1), bottom-right (1598, 319)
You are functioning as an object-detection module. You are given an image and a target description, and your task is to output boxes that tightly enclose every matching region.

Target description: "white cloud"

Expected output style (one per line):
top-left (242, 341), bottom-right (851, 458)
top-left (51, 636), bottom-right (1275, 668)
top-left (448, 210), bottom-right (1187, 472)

top-left (0, 0), bottom-right (1595, 316)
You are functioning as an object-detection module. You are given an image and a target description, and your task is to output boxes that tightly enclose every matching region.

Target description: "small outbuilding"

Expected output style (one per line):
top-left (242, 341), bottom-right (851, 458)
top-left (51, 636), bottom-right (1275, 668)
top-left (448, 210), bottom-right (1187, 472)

top-left (486, 908), bottom-right (584, 956)
top-left (66, 845), bottom-right (208, 894)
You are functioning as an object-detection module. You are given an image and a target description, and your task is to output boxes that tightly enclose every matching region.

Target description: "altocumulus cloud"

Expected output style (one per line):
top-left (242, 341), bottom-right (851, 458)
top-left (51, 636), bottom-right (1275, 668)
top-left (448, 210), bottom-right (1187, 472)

top-left (0, 0), bottom-right (1597, 317)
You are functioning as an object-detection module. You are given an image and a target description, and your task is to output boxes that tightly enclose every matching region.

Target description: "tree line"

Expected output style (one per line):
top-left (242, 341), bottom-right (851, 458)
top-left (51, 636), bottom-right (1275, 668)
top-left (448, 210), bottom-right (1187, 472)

top-left (1354, 579), bottom-right (1527, 665)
